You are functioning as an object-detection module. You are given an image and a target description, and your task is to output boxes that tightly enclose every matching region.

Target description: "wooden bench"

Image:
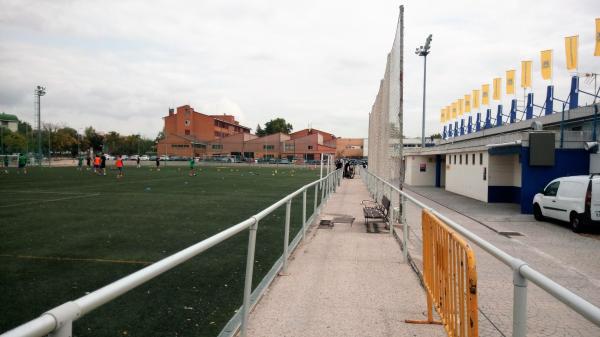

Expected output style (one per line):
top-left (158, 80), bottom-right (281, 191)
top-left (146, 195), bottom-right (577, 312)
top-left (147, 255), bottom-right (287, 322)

top-left (361, 196), bottom-right (391, 233)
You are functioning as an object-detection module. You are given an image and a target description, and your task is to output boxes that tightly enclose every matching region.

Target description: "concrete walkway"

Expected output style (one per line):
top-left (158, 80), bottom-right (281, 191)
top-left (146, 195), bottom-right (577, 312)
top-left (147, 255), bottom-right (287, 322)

top-left (245, 178), bottom-right (445, 337)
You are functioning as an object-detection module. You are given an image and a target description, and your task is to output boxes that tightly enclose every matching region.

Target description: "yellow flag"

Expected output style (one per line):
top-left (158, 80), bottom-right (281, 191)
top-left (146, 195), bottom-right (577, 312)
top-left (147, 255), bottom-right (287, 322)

top-left (472, 89), bottom-right (480, 109)
top-left (482, 84), bottom-right (490, 105)
top-left (493, 78), bottom-right (502, 100)
top-left (596, 19), bottom-right (600, 56)
top-left (540, 50), bottom-right (553, 80)
top-left (464, 94), bottom-right (471, 113)
top-left (565, 35), bottom-right (578, 70)
top-left (506, 70), bottom-right (515, 95)
top-left (451, 102), bottom-right (458, 119)
top-left (521, 61), bottom-right (532, 88)
top-left (458, 99), bottom-right (464, 116)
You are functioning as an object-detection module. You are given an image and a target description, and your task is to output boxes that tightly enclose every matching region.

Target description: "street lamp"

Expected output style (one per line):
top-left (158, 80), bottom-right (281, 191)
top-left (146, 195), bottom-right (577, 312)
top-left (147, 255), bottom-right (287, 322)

top-left (415, 34), bottom-right (432, 148)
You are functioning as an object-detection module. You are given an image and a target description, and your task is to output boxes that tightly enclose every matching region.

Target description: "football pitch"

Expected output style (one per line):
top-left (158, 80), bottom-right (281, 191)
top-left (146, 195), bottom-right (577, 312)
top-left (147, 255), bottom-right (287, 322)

top-left (0, 165), bottom-right (323, 336)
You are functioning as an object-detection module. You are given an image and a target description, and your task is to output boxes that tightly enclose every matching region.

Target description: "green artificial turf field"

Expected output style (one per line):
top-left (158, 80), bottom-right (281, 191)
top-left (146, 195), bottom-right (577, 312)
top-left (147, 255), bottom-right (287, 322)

top-left (0, 164), bottom-right (323, 336)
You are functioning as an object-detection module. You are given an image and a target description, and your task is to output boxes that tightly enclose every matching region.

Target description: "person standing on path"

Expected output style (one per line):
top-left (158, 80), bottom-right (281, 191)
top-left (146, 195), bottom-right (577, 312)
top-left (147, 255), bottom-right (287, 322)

top-left (155, 156), bottom-right (160, 171)
top-left (136, 156), bottom-right (141, 168)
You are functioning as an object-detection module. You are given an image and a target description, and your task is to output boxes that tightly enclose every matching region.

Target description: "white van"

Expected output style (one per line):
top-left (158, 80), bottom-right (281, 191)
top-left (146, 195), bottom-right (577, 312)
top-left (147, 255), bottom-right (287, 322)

top-left (532, 175), bottom-right (600, 232)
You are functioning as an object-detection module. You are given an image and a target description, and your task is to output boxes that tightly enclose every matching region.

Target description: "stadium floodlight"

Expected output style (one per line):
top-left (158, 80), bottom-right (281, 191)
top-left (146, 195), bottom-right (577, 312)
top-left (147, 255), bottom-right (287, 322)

top-left (35, 85), bottom-right (47, 166)
top-left (415, 34), bottom-right (432, 147)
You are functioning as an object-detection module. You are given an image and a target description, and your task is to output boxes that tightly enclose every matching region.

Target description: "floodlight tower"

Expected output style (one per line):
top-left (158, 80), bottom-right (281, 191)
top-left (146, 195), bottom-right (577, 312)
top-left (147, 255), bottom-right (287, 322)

top-left (35, 85), bottom-right (46, 165)
top-left (415, 34), bottom-right (432, 148)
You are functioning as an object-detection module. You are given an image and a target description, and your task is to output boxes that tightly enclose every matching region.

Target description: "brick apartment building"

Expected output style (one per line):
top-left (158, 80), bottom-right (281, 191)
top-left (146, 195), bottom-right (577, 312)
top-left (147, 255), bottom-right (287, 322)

top-left (157, 105), bottom-right (361, 161)
top-left (157, 105), bottom-right (251, 157)
top-left (335, 138), bottom-right (364, 158)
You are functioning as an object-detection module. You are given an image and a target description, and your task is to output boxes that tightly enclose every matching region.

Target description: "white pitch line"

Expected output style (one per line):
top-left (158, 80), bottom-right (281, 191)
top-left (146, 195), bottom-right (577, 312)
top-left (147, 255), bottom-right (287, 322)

top-left (0, 190), bottom-right (87, 195)
top-left (0, 193), bottom-right (101, 208)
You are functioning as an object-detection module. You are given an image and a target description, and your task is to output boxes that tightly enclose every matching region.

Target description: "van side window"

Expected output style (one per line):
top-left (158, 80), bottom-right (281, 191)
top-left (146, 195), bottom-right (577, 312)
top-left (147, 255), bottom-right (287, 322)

top-left (544, 181), bottom-right (560, 197)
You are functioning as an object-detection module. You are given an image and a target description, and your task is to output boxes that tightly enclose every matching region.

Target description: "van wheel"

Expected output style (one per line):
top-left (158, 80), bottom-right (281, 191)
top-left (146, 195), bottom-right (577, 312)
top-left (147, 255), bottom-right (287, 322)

top-left (533, 204), bottom-right (544, 221)
top-left (570, 212), bottom-right (584, 233)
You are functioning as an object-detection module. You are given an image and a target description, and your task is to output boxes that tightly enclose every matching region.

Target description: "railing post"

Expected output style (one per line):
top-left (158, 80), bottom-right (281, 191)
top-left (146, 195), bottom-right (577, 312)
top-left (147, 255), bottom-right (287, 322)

top-left (401, 194), bottom-right (408, 263)
top-left (302, 190), bottom-right (307, 240)
top-left (512, 261), bottom-right (528, 337)
top-left (282, 200), bottom-right (292, 274)
top-left (321, 176), bottom-right (325, 202)
top-left (241, 220), bottom-right (258, 337)
top-left (314, 184), bottom-right (318, 214)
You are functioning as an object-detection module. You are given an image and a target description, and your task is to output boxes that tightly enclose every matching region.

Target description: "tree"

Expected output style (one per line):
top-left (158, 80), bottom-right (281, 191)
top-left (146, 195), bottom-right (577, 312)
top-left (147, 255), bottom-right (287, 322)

top-left (84, 127), bottom-right (104, 152)
top-left (257, 118), bottom-right (293, 136)
top-left (256, 124), bottom-right (265, 137)
top-left (2, 129), bottom-right (27, 154)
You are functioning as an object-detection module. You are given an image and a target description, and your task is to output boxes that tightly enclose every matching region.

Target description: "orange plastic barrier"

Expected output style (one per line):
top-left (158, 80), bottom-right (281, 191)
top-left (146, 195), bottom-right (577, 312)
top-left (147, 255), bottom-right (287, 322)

top-left (406, 209), bottom-right (478, 337)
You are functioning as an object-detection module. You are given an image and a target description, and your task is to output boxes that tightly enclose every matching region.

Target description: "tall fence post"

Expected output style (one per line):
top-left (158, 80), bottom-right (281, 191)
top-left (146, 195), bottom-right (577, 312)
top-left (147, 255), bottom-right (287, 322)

top-left (241, 220), bottom-right (258, 337)
top-left (401, 194), bottom-right (408, 263)
top-left (282, 200), bottom-right (292, 274)
top-left (512, 261), bottom-right (528, 337)
top-left (302, 190), bottom-right (307, 240)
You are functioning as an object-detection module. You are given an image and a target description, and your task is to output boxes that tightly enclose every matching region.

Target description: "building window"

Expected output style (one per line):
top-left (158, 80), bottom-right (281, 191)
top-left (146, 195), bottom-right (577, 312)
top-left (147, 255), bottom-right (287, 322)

top-left (185, 130), bottom-right (190, 135)
top-left (263, 145), bottom-right (275, 150)
top-left (459, 155), bottom-right (462, 165)
top-left (212, 144), bottom-right (223, 150)
top-left (472, 153), bottom-right (475, 165)
top-left (184, 120), bottom-right (191, 126)
top-left (171, 144), bottom-right (189, 148)
top-left (308, 145), bottom-right (313, 150)
top-left (193, 144), bottom-right (206, 149)
top-left (453, 155), bottom-right (456, 164)
top-left (465, 154), bottom-right (468, 165)
top-left (480, 153), bottom-right (483, 165)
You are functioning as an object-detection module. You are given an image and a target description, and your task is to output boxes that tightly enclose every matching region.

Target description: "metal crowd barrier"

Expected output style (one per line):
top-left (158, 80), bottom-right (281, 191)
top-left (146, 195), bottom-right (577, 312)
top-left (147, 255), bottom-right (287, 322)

top-left (361, 168), bottom-right (600, 337)
top-left (406, 210), bottom-right (478, 337)
top-left (1, 169), bottom-right (343, 337)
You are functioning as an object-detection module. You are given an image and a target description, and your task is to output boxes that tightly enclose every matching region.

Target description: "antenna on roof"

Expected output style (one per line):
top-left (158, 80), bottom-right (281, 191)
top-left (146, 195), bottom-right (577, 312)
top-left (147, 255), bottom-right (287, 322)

top-left (308, 122), bottom-right (312, 133)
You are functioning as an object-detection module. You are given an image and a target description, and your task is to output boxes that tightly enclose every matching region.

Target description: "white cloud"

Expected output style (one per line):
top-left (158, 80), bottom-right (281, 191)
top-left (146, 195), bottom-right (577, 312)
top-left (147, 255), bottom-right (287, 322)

top-left (0, 0), bottom-right (598, 140)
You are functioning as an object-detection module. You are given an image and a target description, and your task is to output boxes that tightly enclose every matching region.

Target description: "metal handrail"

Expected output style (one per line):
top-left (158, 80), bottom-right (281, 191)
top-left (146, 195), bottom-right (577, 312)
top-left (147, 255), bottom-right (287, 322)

top-left (361, 168), bottom-right (600, 337)
top-left (2, 169), bottom-right (343, 337)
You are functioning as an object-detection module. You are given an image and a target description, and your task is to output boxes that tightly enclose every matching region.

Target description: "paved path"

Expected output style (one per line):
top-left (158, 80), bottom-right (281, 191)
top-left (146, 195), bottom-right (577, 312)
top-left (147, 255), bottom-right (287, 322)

top-left (403, 186), bottom-right (600, 337)
top-left (245, 178), bottom-right (445, 337)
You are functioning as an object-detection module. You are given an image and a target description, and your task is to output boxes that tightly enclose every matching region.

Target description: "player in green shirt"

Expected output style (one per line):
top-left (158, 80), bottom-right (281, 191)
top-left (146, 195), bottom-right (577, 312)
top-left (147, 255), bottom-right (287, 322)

top-left (189, 157), bottom-right (196, 176)
top-left (3, 155), bottom-right (8, 174)
top-left (77, 156), bottom-right (83, 171)
top-left (17, 153), bottom-right (27, 174)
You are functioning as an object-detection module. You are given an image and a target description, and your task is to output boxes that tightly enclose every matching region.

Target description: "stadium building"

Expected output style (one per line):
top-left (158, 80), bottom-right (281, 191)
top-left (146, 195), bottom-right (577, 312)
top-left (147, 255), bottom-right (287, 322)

top-left (403, 76), bottom-right (600, 214)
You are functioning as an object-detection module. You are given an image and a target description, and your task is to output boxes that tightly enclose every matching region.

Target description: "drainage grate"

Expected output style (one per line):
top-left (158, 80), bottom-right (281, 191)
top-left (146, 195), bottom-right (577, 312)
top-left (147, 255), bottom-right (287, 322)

top-left (498, 231), bottom-right (523, 237)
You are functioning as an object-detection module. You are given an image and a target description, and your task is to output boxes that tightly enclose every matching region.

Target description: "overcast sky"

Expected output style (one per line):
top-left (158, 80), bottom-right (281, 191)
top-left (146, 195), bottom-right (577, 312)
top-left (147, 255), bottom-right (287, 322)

top-left (0, 1), bottom-right (598, 139)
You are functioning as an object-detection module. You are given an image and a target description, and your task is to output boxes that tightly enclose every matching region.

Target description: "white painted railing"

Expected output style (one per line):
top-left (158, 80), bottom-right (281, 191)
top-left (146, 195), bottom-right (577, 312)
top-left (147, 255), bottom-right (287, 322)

top-left (1, 169), bottom-right (343, 337)
top-left (361, 168), bottom-right (600, 337)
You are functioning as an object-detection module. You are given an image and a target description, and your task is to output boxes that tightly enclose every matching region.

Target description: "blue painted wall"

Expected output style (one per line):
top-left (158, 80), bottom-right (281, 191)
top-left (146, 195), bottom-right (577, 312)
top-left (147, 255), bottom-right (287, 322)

top-left (520, 148), bottom-right (589, 213)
